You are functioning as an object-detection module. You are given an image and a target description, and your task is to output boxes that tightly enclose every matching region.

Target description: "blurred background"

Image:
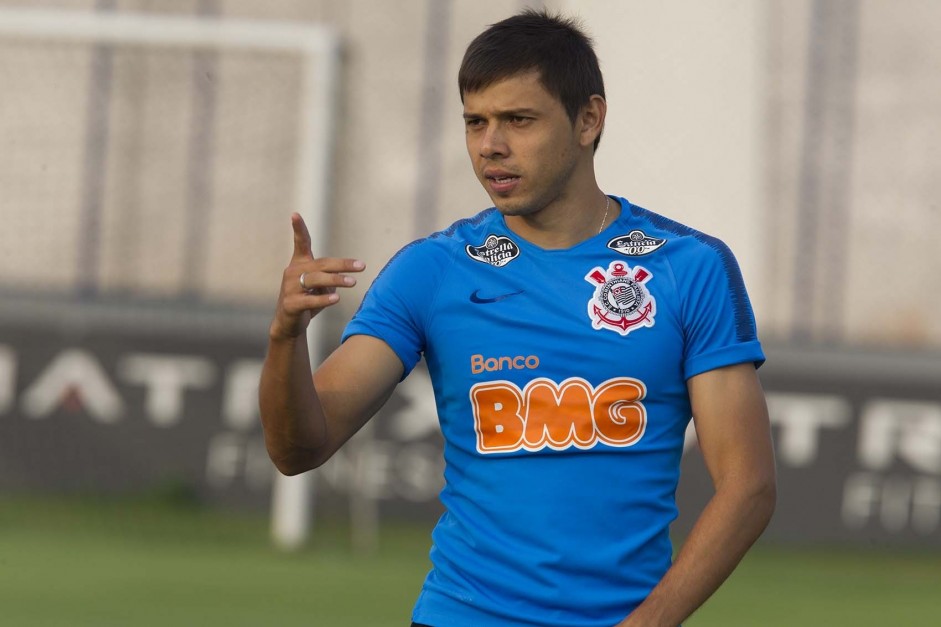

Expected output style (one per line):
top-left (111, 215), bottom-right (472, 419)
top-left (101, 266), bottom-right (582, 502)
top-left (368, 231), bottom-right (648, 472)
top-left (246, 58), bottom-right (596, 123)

top-left (0, 0), bottom-right (938, 625)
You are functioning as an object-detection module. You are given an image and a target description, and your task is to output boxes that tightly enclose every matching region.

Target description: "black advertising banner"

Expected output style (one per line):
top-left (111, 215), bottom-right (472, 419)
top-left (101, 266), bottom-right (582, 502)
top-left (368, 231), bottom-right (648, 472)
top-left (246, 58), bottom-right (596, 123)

top-left (1, 315), bottom-right (939, 546)
top-left (0, 315), bottom-right (445, 518)
top-left (0, 320), bottom-right (272, 506)
top-left (677, 345), bottom-right (941, 546)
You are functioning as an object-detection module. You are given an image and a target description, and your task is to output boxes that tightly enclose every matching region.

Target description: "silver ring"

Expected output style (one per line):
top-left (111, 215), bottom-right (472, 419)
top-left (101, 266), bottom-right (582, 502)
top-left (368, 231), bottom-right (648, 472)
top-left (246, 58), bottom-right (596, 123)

top-left (299, 272), bottom-right (309, 291)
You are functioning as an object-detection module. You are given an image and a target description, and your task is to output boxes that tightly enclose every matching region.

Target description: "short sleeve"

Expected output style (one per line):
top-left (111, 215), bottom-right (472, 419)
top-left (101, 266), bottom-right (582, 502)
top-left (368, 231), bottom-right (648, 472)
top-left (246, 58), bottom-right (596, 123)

top-left (678, 239), bottom-right (765, 380)
top-left (341, 239), bottom-right (447, 379)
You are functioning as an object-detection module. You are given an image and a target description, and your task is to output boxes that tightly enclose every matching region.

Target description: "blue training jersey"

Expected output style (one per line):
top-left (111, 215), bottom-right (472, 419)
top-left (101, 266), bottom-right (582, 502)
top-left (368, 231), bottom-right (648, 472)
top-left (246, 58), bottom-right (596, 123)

top-left (342, 197), bottom-right (765, 627)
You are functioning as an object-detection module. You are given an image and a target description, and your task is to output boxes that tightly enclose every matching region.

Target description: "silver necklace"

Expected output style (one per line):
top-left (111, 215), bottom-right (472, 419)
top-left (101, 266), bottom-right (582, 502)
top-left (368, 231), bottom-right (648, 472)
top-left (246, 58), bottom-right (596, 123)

top-left (597, 195), bottom-right (611, 235)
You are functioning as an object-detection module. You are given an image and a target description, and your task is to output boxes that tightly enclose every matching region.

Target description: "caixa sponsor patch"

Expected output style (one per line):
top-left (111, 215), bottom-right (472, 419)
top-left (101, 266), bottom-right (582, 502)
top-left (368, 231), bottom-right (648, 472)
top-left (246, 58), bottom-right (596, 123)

top-left (465, 235), bottom-right (520, 267)
top-left (607, 230), bottom-right (666, 256)
top-left (584, 261), bottom-right (656, 336)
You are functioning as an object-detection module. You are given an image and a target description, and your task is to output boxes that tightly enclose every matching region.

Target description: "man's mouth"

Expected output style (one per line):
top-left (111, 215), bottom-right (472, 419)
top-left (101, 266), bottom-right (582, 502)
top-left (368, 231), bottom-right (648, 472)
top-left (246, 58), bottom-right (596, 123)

top-left (485, 172), bottom-right (521, 194)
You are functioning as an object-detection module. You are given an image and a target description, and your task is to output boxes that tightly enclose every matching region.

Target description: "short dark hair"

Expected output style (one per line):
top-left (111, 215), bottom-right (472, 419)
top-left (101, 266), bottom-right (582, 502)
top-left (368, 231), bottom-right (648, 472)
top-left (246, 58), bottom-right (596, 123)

top-left (458, 9), bottom-right (606, 149)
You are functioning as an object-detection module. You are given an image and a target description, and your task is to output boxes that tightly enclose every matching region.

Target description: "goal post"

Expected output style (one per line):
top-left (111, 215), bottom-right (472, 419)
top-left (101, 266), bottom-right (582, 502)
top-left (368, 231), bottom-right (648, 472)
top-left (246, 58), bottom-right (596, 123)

top-left (0, 7), bottom-right (340, 551)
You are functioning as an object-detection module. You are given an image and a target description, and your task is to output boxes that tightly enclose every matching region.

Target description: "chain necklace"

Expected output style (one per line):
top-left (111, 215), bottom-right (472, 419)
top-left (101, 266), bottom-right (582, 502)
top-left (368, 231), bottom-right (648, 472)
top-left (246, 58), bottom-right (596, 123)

top-left (597, 195), bottom-right (611, 235)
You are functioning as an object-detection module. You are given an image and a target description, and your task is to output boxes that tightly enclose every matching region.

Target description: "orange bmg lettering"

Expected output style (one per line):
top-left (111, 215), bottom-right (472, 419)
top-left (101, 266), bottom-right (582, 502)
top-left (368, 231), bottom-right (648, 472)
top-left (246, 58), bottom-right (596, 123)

top-left (470, 377), bottom-right (647, 454)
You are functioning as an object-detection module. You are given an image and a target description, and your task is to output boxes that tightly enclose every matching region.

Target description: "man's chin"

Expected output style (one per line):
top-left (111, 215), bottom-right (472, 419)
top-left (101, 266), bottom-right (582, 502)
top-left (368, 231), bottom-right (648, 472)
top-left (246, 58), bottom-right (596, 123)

top-left (491, 199), bottom-right (534, 217)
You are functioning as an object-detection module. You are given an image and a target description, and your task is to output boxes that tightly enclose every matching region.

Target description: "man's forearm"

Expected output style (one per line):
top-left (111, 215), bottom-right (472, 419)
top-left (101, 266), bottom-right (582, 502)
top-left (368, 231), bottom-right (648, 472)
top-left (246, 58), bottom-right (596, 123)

top-left (618, 478), bottom-right (776, 626)
top-left (258, 333), bottom-right (328, 475)
top-left (259, 214), bottom-right (369, 474)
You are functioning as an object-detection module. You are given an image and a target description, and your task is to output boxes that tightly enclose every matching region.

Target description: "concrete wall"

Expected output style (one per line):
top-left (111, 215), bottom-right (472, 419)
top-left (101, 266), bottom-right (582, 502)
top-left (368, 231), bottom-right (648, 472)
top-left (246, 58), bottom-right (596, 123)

top-left (1, 0), bottom-right (939, 351)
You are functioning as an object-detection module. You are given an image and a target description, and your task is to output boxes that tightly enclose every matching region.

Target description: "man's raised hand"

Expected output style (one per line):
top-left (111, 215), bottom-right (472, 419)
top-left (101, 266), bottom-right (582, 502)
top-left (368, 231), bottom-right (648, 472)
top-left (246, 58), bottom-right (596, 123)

top-left (269, 213), bottom-right (365, 341)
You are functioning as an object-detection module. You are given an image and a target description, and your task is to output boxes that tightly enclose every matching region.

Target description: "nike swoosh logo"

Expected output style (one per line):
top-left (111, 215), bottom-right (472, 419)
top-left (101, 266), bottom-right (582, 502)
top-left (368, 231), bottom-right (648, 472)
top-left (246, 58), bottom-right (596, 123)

top-left (470, 289), bottom-right (524, 304)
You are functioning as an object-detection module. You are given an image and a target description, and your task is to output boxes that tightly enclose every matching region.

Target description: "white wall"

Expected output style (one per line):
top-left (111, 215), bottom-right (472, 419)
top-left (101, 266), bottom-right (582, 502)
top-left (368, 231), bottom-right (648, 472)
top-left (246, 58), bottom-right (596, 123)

top-left (561, 0), bottom-right (769, 319)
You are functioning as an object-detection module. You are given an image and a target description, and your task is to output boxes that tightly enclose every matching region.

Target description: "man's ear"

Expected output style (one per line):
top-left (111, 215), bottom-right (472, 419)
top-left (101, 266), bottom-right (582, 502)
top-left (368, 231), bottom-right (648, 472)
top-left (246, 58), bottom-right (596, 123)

top-left (578, 94), bottom-right (607, 149)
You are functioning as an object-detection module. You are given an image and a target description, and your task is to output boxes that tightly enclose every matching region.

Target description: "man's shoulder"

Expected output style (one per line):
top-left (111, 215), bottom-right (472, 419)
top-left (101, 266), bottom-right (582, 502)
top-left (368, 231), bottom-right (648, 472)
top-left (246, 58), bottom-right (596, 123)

top-left (624, 201), bottom-right (736, 261)
top-left (382, 207), bottom-right (500, 269)
top-left (431, 207), bottom-right (502, 244)
top-left (396, 207), bottom-right (500, 255)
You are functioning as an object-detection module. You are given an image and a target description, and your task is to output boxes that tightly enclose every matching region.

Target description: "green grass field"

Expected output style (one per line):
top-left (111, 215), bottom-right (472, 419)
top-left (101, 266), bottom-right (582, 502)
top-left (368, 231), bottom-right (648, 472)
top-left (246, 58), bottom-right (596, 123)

top-left (1, 495), bottom-right (938, 626)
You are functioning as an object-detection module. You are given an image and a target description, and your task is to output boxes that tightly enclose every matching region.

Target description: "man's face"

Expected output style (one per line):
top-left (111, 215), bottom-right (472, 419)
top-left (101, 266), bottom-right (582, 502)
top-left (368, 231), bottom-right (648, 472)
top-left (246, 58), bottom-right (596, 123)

top-left (463, 71), bottom-right (582, 217)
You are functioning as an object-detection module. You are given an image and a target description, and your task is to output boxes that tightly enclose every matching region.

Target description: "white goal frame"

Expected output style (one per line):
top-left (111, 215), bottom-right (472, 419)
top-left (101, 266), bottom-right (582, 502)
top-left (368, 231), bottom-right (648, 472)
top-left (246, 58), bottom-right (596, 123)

top-left (0, 7), bottom-right (340, 551)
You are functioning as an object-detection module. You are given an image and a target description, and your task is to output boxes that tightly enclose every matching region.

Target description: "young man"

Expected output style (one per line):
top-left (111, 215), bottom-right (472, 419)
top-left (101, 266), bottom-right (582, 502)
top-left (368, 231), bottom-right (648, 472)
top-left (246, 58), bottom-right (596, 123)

top-left (260, 9), bottom-right (775, 627)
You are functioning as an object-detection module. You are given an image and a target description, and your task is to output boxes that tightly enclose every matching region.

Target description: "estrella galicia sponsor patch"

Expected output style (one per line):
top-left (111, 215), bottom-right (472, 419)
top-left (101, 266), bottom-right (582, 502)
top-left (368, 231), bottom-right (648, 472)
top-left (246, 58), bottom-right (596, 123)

top-left (607, 230), bottom-right (666, 256)
top-left (584, 261), bottom-right (656, 336)
top-left (465, 235), bottom-right (521, 267)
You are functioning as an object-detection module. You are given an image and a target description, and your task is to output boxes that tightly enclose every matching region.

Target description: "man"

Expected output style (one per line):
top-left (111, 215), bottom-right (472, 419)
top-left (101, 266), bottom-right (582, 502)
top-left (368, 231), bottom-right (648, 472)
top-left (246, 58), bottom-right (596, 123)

top-left (260, 9), bottom-right (775, 627)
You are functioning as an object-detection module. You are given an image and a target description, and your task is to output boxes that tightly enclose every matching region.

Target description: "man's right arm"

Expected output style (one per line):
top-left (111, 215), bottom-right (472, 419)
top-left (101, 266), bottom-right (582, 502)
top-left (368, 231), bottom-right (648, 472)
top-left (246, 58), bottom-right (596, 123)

top-left (258, 213), bottom-right (403, 475)
top-left (260, 333), bottom-right (402, 475)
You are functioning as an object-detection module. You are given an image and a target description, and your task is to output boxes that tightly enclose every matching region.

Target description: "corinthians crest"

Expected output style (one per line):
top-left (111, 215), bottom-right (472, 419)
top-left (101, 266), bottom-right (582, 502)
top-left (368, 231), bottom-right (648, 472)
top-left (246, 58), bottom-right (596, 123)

top-left (584, 261), bottom-right (656, 336)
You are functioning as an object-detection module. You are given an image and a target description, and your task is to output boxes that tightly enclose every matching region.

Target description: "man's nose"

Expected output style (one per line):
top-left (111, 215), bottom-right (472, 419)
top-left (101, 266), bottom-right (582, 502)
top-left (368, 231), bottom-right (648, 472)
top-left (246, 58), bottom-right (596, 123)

top-left (480, 124), bottom-right (508, 158)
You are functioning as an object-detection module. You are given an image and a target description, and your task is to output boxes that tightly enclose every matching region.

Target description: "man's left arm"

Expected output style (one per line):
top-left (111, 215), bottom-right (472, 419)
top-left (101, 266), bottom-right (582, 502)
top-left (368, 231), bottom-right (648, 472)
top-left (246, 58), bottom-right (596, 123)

top-left (618, 362), bottom-right (776, 627)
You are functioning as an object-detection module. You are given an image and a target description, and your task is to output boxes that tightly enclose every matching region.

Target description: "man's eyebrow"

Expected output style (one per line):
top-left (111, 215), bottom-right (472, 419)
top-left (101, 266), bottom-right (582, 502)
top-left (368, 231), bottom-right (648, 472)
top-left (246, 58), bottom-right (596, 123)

top-left (462, 108), bottom-right (540, 119)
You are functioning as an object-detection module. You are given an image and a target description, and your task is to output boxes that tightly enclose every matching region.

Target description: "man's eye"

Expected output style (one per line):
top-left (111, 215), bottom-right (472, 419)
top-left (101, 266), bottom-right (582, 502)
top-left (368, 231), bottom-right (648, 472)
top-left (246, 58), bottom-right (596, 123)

top-left (509, 116), bottom-right (530, 125)
top-left (465, 118), bottom-right (484, 128)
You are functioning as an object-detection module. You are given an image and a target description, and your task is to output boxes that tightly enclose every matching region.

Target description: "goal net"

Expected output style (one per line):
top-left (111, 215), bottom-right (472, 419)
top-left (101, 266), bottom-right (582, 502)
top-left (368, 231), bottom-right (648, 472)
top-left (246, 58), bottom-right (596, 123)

top-left (0, 8), bottom-right (339, 311)
top-left (0, 7), bottom-right (340, 550)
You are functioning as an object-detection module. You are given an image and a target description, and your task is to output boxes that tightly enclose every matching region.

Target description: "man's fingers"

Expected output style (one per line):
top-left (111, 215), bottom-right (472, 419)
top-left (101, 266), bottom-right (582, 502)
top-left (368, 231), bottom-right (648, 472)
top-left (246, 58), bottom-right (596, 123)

top-left (275, 238), bottom-right (365, 338)
top-left (289, 258), bottom-right (366, 301)
top-left (292, 291), bottom-right (340, 309)
top-left (293, 258), bottom-right (365, 285)
top-left (298, 268), bottom-right (360, 292)
top-left (291, 213), bottom-right (314, 261)
top-left (307, 257), bottom-right (366, 274)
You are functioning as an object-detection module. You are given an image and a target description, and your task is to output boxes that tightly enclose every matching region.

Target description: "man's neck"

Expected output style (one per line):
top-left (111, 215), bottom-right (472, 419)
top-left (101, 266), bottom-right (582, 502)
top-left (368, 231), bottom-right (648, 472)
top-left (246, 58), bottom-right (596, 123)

top-left (505, 185), bottom-right (617, 250)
